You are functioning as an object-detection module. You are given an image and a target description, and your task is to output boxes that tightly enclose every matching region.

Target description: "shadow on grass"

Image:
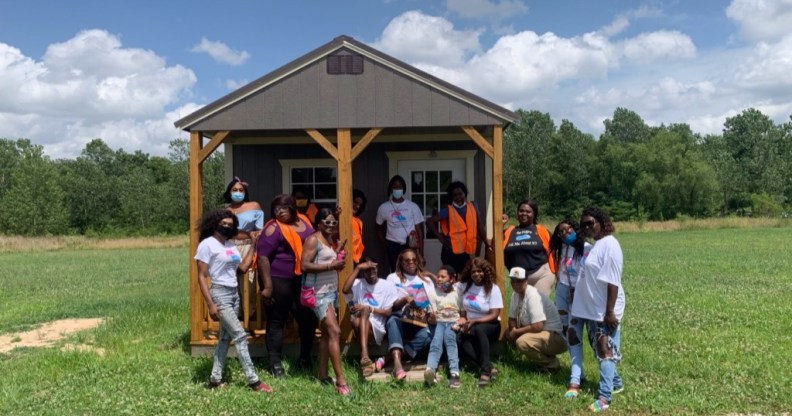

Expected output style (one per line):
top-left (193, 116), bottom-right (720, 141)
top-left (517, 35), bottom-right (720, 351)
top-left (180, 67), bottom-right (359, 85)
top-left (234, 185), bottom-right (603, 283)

top-left (496, 343), bottom-right (569, 388)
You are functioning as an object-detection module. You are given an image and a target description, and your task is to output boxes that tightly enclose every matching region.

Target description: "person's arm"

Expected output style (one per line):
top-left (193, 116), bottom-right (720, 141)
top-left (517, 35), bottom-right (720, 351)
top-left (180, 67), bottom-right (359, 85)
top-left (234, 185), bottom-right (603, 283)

top-left (475, 203), bottom-right (491, 250)
top-left (426, 212), bottom-right (451, 248)
top-left (413, 206), bottom-right (425, 255)
top-left (604, 283), bottom-right (619, 329)
top-left (342, 260), bottom-right (376, 295)
top-left (237, 239), bottom-right (256, 273)
top-left (300, 234), bottom-right (345, 273)
top-left (196, 260), bottom-right (219, 320)
top-left (509, 319), bottom-right (545, 341)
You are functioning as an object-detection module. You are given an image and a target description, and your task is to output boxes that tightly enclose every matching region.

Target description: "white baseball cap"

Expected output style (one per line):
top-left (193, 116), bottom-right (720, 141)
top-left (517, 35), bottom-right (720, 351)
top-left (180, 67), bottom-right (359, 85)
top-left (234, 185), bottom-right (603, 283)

top-left (508, 267), bottom-right (526, 280)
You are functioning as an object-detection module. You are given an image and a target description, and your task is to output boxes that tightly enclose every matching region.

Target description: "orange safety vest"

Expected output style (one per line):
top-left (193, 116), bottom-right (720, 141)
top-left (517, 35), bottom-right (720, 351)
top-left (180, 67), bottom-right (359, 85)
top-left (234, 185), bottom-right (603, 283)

top-left (265, 218), bottom-right (310, 276)
top-left (439, 202), bottom-right (477, 256)
top-left (305, 204), bottom-right (318, 224)
top-left (502, 224), bottom-right (556, 274)
top-left (352, 216), bottom-right (364, 263)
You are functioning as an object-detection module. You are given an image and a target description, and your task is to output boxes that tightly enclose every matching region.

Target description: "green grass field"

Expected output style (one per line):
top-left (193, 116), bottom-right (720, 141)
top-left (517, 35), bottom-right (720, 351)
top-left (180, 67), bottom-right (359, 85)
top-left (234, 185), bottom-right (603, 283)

top-left (1, 227), bottom-right (791, 415)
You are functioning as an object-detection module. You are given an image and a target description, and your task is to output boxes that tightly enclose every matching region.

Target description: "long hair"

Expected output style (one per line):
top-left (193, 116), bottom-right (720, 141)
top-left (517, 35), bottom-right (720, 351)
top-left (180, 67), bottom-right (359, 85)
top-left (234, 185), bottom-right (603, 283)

top-left (196, 209), bottom-right (238, 242)
top-left (269, 194), bottom-right (299, 224)
top-left (517, 199), bottom-right (539, 224)
top-left (550, 218), bottom-right (585, 264)
top-left (582, 206), bottom-right (615, 236)
top-left (223, 176), bottom-right (250, 203)
top-left (460, 257), bottom-right (496, 296)
top-left (394, 248), bottom-right (430, 284)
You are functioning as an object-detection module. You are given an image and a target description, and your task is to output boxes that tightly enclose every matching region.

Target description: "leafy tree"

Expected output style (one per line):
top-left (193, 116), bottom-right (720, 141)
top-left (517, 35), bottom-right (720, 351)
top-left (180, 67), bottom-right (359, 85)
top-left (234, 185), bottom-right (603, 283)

top-left (503, 110), bottom-right (555, 211)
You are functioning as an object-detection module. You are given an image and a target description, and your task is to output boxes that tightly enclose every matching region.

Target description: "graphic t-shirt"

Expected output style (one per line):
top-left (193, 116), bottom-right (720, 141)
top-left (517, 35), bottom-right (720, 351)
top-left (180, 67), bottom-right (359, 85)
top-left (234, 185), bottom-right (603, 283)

top-left (461, 283), bottom-right (503, 321)
top-left (433, 286), bottom-right (462, 322)
top-left (504, 225), bottom-right (549, 274)
top-left (570, 235), bottom-right (626, 321)
top-left (347, 278), bottom-right (399, 344)
top-left (558, 242), bottom-right (592, 287)
top-left (375, 199), bottom-right (424, 244)
top-left (194, 236), bottom-right (241, 288)
top-left (386, 272), bottom-right (436, 311)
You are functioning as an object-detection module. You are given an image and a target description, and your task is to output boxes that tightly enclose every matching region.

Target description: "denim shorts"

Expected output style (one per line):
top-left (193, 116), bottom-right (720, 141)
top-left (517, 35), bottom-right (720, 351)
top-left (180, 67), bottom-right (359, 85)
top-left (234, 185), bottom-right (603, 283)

top-left (311, 291), bottom-right (338, 321)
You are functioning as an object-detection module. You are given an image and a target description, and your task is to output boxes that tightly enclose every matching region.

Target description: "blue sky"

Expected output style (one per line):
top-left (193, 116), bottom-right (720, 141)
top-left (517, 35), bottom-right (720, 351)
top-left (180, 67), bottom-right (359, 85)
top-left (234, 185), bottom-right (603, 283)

top-left (2, 0), bottom-right (791, 158)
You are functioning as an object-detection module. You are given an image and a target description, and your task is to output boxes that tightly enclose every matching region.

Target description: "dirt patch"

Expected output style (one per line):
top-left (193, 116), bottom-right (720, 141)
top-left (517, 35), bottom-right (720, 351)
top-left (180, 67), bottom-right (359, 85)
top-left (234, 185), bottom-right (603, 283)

top-left (0, 318), bottom-right (105, 354)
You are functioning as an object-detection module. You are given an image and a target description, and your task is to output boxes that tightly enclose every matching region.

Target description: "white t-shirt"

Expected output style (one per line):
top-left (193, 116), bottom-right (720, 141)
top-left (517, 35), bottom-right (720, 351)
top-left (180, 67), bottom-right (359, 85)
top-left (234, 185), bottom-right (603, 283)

top-left (434, 286), bottom-right (462, 322)
top-left (460, 283), bottom-right (503, 321)
top-left (386, 272), bottom-right (437, 311)
top-left (509, 285), bottom-right (564, 334)
top-left (194, 236), bottom-right (241, 288)
top-left (375, 199), bottom-right (424, 244)
top-left (570, 235), bottom-right (625, 321)
top-left (347, 278), bottom-right (399, 344)
top-left (558, 242), bottom-right (592, 287)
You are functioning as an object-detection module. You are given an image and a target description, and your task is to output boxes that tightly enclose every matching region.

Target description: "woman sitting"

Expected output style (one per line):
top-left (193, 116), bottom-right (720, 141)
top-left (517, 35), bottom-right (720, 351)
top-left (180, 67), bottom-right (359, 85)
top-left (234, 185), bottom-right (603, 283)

top-left (457, 257), bottom-right (503, 388)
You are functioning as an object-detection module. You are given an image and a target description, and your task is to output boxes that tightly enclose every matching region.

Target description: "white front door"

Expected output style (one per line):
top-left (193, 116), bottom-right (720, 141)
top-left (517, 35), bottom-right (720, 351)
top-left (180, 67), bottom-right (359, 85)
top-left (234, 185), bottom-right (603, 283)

top-left (398, 159), bottom-right (466, 272)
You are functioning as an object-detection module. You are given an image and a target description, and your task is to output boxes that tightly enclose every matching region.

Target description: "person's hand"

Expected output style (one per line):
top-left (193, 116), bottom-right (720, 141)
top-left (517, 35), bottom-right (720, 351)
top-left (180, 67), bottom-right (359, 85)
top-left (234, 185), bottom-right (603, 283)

top-left (462, 320), bottom-right (475, 334)
top-left (251, 230), bottom-right (261, 241)
top-left (428, 312), bottom-right (437, 325)
top-left (604, 310), bottom-right (619, 330)
top-left (351, 304), bottom-right (366, 313)
top-left (501, 214), bottom-right (508, 225)
top-left (330, 259), bottom-right (346, 270)
top-left (508, 327), bottom-right (519, 342)
top-left (207, 303), bottom-right (219, 321)
top-left (260, 286), bottom-right (273, 304)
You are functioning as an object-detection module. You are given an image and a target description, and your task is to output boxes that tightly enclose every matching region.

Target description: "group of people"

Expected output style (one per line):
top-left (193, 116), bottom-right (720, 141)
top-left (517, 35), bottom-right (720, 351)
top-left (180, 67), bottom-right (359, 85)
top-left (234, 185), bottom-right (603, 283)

top-left (193, 175), bottom-right (625, 412)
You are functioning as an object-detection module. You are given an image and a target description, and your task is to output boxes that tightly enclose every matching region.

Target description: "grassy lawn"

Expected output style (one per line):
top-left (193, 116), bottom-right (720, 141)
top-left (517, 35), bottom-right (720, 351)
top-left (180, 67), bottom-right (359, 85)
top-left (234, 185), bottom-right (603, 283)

top-left (1, 227), bottom-right (791, 415)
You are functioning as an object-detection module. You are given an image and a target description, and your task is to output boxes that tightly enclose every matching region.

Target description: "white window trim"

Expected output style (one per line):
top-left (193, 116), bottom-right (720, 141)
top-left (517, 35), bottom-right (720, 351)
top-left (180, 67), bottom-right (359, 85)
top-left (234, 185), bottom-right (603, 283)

top-left (385, 150), bottom-right (477, 197)
top-left (279, 159), bottom-right (337, 199)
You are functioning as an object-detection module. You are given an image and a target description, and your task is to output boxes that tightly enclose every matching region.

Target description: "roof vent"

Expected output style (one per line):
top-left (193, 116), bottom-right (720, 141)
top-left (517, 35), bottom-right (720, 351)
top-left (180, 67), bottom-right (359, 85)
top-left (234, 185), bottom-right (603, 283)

top-left (327, 54), bottom-right (363, 75)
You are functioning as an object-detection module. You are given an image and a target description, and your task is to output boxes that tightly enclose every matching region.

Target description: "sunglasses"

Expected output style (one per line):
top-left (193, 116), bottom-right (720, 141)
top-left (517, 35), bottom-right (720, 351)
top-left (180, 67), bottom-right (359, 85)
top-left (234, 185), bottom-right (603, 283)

top-left (321, 219), bottom-right (339, 227)
top-left (581, 220), bottom-right (596, 228)
top-left (402, 257), bottom-right (418, 264)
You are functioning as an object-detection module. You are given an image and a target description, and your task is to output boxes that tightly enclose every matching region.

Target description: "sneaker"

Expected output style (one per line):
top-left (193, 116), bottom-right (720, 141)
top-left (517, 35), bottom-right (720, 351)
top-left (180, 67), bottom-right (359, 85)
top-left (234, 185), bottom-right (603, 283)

top-left (612, 385), bottom-right (624, 394)
top-left (588, 399), bottom-right (610, 412)
top-left (448, 374), bottom-right (461, 389)
top-left (268, 363), bottom-right (286, 378)
top-left (424, 368), bottom-right (438, 385)
top-left (375, 357), bottom-right (386, 372)
top-left (249, 381), bottom-right (273, 393)
top-left (207, 380), bottom-right (227, 389)
top-left (564, 387), bottom-right (579, 399)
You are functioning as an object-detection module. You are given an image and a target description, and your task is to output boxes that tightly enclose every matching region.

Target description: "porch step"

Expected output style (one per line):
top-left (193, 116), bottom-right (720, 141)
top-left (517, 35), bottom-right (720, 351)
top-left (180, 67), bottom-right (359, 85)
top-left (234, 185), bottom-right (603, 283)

top-left (364, 361), bottom-right (433, 383)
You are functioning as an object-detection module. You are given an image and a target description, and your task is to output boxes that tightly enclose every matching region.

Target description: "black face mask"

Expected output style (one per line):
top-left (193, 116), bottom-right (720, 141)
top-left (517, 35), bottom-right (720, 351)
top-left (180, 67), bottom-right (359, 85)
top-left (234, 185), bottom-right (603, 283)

top-left (216, 224), bottom-right (236, 238)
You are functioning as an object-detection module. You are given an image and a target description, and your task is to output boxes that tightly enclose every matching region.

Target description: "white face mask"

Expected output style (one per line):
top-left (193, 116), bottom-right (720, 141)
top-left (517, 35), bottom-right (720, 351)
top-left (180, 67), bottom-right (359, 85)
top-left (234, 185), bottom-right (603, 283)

top-left (452, 201), bottom-right (466, 209)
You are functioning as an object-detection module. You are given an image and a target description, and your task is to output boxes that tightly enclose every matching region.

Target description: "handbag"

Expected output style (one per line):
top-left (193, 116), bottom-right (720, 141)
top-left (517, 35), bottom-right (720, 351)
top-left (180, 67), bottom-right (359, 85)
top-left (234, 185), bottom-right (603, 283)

top-left (299, 240), bottom-right (321, 308)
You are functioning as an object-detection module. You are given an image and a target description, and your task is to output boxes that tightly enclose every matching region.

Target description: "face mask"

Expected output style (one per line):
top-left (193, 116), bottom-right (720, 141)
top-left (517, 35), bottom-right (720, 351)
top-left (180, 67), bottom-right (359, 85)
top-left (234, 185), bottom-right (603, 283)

top-left (230, 191), bottom-right (245, 203)
top-left (439, 281), bottom-right (452, 292)
top-left (216, 224), bottom-right (236, 238)
top-left (563, 231), bottom-right (577, 245)
top-left (452, 201), bottom-right (466, 209)
top-left (391, 189), bottom-right (404, 199)
top-left (295, 199), bottom-right (308, 208)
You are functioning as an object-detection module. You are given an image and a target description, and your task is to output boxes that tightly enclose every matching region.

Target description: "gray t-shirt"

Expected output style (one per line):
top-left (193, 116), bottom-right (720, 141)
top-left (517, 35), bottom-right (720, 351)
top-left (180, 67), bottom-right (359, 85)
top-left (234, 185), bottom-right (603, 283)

top-left (509, 285), bottom-right (563, 334)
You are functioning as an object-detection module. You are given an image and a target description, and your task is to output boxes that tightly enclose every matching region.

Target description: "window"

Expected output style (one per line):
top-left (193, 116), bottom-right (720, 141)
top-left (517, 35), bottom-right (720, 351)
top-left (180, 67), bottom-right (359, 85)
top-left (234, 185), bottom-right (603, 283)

top-left (326, 54), bottom-right (364, 75)
top-left (289, 165), bottom-right (337, 208)
top-left (410, 169), bottom-right (453, 240)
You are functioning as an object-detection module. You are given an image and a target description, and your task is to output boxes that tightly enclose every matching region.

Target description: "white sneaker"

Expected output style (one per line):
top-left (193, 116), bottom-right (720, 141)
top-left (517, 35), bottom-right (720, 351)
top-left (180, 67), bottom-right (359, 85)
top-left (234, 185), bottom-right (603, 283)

top-left (424, 368), bottom-right (438, 385)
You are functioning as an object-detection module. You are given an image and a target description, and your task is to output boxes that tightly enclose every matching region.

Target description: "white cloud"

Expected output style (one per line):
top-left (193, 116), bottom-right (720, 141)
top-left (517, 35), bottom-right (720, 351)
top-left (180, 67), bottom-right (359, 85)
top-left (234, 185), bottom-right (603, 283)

top-left (734, 34), bottom-right (792, 92)
top-left (372, 11), bottom-right (483, 66)
top-left (620, 30), bottom-right (697, 65)
top-left (191, 37), bottom-right (250, 66)
top-left (727, 0), bottom-right (792, 42)
top-left (0, 30), bottom-right (196, 158)
top-left (225, 79), bottom-right (249, 90)
top-left (446, 0), bottom-right (528, 20)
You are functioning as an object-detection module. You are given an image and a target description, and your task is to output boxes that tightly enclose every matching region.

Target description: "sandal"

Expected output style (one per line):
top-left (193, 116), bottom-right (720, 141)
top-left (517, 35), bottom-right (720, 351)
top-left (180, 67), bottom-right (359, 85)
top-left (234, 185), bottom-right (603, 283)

top-left (375, 357), bottom-right (386, 372)
top-left (336, 383), bottom-right (352, 396)
top-left (477, 373), bottom-right (491, 388)
top-left (360, 357), bottom-right (376, 377)
top-left (392, 368), bottom-right (407, 382)
top-left (489, 368), bottom-right (499, 382)
top-left (564, 387), bottom-right (580, 399)
top-left (249, 381), bottom-right (273, 393)
top-left (588, 399), bottom-right (610, 412)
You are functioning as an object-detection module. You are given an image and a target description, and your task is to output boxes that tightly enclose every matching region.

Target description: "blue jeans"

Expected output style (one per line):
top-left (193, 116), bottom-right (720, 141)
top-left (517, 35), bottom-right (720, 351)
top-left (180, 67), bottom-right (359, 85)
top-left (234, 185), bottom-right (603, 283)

top-left (584, 319), bottom-right (623, 402)
top-left (386, 314), bottom-right (434, 358)
top-left (567, 316), bottom-right (586, 386)
top-left (555, 282), bottom-right (573, 331)
top-left (209, 285), bottom-right (259, 385)
top-left (427, 322), bottom-right (460, 375)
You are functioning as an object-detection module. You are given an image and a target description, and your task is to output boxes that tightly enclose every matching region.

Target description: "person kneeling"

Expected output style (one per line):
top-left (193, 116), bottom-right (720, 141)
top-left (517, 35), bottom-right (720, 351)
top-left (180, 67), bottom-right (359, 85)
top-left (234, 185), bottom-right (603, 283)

top-left (342, 259), bottom-right (398, 377)
top-left (507, 267), bottom-right (568, 373)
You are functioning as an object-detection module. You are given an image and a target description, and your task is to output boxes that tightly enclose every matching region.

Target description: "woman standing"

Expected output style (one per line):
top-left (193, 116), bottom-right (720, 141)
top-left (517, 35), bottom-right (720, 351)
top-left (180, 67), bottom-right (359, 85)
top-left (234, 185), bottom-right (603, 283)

top-left (195, 209), bottom-right (272, 392)
top-left (300, 208), bottom-right (351, 396)
top-left (351, 189), bottom-right (367, 264)
top-left (458, 257), bottom-right (503, 388)
top-left (224, 177), bottom-right (264, 318)
top-left (502, 200), bottom-right (556, 297)
top-left (569, 207), bottom-right (625, 412)
top-left (256, 194), bottom-right (318, 377)
top-left (376, 175), bottom-right (425, 272)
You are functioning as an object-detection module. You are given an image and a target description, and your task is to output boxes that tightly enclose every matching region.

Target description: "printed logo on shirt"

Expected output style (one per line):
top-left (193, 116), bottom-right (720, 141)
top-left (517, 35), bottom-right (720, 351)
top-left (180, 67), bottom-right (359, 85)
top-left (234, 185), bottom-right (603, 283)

top-left (227, 249), bottom-right (241, 262)
top-left (390, 209), bottom-right (407, 223)
top-left (464, 294), bottom-right (483, 311)
top-left (363, 291), bottom-right (380, 307)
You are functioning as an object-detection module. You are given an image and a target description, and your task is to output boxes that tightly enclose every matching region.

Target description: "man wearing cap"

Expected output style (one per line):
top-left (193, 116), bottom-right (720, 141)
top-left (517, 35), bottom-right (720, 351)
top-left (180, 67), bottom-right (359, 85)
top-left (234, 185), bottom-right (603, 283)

top-left (507, 267), bottom-right (568, 373)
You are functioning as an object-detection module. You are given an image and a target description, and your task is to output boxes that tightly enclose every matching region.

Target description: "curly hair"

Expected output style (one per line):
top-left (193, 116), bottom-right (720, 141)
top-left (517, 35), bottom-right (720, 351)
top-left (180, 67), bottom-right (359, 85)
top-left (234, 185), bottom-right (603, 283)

top-left (460, 257), bottom-right (496, 295)
top-left (394, 248), bottom-right (431, 284)
top-left (550, 218), bottom-right (585, 264)
top-left (222, 176), bottom-right (250, 204)
top-left (196, 209), bottom-right (238, 241)
top-left (582, 206), bottom-right (616, 236)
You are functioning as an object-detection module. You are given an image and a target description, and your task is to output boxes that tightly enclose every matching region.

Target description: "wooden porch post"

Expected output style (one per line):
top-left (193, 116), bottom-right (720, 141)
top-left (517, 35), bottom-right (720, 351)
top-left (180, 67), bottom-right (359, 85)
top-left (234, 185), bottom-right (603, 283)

top-left (336, 128), bottom-right (354, 341)
top-left (492, 125), bottom-right (507, 337)
top-left (189, 131), bottom-right (204, 344)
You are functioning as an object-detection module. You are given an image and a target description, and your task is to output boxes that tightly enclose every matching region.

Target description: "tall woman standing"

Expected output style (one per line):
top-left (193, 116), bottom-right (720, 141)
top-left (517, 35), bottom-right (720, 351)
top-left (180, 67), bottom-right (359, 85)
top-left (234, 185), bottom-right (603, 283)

top-left (569, 207), bottom-right (625, 412)
top-left (300, 208), bottom-right (351, 395)
top-left (195, 209), bottom-right (272, 392)
top-left (256, 194), bottom-right (317, 377)
top-left (502, 200), bottom-right (556, 297)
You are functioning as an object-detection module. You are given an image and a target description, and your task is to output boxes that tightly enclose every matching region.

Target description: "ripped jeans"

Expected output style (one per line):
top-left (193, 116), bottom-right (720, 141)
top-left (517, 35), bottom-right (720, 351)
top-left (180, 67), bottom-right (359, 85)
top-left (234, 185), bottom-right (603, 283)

top-left (568, 317), bottom-right (623, 402)
top-left (210, 284), bottom-right (260, 385)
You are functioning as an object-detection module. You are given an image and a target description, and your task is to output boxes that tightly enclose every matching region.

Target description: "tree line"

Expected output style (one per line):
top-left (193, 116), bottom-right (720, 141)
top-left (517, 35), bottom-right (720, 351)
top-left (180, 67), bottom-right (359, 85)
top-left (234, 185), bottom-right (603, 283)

top-left (1, 107), bottom-right (790, 236)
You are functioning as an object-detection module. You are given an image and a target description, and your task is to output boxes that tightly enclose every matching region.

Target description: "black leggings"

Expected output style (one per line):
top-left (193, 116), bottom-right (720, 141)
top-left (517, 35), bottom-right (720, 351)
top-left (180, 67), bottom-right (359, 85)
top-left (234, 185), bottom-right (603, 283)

top-left (265, 277), bottom-right (318, 367)
top-left (459, 321), bottom-right (500, 374)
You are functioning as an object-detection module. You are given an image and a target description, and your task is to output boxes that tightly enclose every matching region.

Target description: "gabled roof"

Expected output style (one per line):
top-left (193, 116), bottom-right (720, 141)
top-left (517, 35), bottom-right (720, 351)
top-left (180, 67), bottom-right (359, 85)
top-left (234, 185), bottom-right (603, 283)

top-left (174, 35), bottom-right (518, 131)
